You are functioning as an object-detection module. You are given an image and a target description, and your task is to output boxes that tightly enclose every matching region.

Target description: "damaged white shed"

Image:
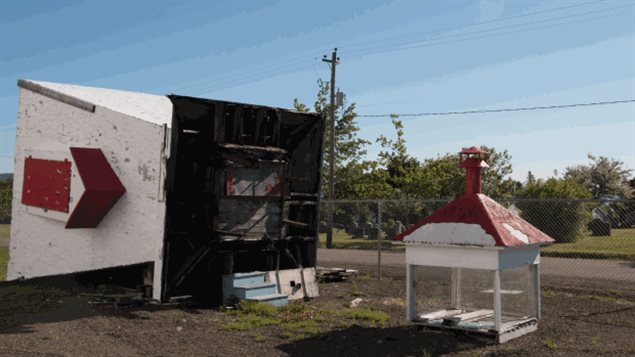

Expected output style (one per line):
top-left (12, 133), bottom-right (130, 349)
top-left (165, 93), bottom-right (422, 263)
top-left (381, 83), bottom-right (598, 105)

top-left (8, 79), bottom-right (325, 305)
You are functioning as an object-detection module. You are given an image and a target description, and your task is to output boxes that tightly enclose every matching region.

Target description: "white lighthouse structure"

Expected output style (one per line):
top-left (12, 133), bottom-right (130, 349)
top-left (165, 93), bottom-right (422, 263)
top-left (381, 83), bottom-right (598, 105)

top-left (395, 147), bottom-right (554, 343)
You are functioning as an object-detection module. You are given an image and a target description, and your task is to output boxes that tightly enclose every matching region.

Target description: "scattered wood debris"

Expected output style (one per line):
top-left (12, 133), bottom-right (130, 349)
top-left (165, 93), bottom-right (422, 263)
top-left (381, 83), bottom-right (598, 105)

top-left (316, 267), bottom-right (358, 282)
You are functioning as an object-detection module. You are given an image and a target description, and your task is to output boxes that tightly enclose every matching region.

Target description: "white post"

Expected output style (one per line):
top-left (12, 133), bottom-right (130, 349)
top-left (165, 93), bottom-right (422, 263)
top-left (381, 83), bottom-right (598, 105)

top-left (493, 269), bottom-right (502, 332)
top-left (377, 200), bottom-right (382, 281)
top-left (406, 264), bottom-right (415, 321)
top-left (535, 264), bottom-right (541, 319)
top-left (451, 267), bottom-right (462, 309)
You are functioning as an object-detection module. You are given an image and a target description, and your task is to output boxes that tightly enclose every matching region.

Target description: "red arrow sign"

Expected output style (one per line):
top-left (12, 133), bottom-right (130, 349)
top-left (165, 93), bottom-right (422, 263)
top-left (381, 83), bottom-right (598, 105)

top-left (65, 147), bottom-right (126, 228)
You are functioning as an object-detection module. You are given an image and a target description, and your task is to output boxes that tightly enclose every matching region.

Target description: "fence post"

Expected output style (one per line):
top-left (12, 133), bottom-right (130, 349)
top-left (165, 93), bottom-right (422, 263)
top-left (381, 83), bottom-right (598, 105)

top-left (377, 200), bottom-right (382, 281)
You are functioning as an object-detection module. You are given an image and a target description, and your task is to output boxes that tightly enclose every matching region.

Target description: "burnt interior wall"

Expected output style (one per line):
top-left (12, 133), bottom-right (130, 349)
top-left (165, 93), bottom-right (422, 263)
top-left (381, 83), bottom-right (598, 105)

top-left (162, 95), bottom-right (324, 303)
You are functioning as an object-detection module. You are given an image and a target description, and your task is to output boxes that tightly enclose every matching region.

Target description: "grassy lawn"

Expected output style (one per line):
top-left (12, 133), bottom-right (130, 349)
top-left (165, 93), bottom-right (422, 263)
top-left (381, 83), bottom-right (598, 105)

top-left (0, 224), bottom-right (8, 281)
top-left (318, 229), bottom-right (404, 251)
top-left (0, 226), bottom-right (630, 280)
top-left (542, 228), bottom-right (635, 260)
top-left (0, 223), bottom-right (9, 241)
top-left (320, 227), bottom-right (634, 260)
top-left (0, 246), bottom-right (7, 281)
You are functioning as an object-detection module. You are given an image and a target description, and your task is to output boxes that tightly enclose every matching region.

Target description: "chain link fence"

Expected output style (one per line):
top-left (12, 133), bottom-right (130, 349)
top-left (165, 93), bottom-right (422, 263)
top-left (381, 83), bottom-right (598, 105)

top-left (320, 198), bottom-right (635, 298)
top-left (0, 190), bottom-right (633, 296)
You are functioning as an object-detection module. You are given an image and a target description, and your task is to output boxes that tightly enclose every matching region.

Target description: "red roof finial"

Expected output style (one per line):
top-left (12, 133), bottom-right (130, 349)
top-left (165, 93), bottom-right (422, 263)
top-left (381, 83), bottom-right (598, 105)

top-left (459, 146), bottom-right (489, 194)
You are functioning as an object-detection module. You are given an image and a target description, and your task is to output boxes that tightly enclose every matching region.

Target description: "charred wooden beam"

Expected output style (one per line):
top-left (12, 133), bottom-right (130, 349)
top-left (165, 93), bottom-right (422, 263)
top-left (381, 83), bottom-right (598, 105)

top-left (289, 192), bottom-right (318, 199)
top-left (283, 219), bottom-right (310, 228)
top-left (284, 235), bottom-right (317, 241)
top-left (216, 142), bottom-right (288, 155)
top-left (285, 200), bottom-right (317, 206)
top-left (212, 229), bottom-right (244, 237)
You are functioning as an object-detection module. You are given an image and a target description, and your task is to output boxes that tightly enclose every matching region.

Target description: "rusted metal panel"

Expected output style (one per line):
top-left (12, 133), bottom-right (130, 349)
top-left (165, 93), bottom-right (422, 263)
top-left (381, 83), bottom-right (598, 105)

top-left (21, 157), bottom-right (72, 212)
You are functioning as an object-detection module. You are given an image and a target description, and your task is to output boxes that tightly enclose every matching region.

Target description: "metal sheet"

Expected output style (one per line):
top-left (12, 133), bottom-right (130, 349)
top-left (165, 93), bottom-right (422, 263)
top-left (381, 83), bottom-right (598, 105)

top-left (21, 157), bottom-right (72, 212)
top-left (66, 147), bottom-right (126, 228)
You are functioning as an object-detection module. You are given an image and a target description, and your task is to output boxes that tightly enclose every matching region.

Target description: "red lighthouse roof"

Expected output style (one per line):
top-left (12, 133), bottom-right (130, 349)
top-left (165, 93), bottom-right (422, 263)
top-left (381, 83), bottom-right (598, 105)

top-left (394, 147), bottom-right (554, 247)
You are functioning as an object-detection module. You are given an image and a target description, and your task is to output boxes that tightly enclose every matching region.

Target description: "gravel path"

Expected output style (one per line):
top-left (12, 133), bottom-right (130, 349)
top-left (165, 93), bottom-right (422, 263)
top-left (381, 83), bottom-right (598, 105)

top-left (317, 248), bottom-right (635, 283)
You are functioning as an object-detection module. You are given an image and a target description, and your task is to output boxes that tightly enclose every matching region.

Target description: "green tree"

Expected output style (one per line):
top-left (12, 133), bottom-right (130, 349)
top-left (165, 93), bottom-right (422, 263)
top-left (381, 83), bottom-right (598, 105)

top-left (0, 180), bottom-right (12, 224)
top-left (294, 80), bottom-right (370, 199)
top-left (375, 115), bottom-right (423, 198)
top-left (564, 154), bottom-right (633, 198)
top-left (515, 178), bottom-right (591, 243)
top-left (417, 146), bottom-right (517, 199)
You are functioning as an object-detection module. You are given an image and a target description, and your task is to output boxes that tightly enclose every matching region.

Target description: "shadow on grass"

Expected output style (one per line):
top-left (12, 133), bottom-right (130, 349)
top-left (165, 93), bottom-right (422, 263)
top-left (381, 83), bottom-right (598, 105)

top-left (318, 241), bottom-right (403, 251)
top-left (276, 324), bottom-right (490, 357)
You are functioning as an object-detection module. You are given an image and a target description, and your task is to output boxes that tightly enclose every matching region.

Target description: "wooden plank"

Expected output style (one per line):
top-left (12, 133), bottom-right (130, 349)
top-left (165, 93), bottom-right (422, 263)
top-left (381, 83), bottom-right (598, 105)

top-left (498, 321), bottom-right (538, 343)
top-left (216, 142), bottom-right (288, 154)
top-left (18, 79), bottom-right (96, 113)
top-left (480, 289), bottom-right (523, 295)
top-left (212, 230), bottom-right (244, 237)
top-left (418, 309), bottom-right (463, 322)
top-left (283, 219), bottom-right (309, 228)
top-left (406, 264), bottom-right (415, 321)
top-left (289, 192), bottom-right (318, 198)
top-left (445, 309), bottom-right (494, 324)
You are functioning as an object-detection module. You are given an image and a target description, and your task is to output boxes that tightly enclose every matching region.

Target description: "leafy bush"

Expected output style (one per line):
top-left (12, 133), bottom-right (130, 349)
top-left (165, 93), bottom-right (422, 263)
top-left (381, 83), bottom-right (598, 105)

top-left (515, 178), bottom-right (591, 243)
top-left (0, 180), bottom-right (11, 224)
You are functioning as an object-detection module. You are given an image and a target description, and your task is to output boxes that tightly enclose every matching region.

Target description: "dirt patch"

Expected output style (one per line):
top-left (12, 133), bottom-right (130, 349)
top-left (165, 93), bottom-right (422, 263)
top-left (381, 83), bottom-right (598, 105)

top-left (1, 265), bottom-right (634, 356)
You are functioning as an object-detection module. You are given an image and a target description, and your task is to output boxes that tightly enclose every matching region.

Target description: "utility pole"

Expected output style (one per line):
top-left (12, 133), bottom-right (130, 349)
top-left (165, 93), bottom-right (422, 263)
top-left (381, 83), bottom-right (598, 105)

top-left (322, 48), bottom-right (339, 249)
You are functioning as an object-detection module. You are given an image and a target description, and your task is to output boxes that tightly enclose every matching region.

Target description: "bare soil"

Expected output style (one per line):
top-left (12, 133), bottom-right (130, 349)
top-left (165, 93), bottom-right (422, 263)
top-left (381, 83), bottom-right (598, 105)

top-left (1, 264), bottom-right (634, 357)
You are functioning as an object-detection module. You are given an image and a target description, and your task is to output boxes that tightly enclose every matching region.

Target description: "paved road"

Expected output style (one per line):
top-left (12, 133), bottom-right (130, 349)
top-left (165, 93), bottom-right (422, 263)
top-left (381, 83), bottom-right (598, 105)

top-left (317, 248), bottom-right (635, 283)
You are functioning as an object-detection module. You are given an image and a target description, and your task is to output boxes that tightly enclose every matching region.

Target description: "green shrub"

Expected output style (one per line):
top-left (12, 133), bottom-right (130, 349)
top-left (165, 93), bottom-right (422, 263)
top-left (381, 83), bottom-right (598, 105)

top-left (516, 178), bottom-right (591, 243)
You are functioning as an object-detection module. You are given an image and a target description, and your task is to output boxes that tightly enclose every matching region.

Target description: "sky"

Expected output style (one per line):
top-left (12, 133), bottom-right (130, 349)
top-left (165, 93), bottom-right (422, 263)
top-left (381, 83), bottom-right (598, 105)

top-left (0, 0), bottom-right (633, 181)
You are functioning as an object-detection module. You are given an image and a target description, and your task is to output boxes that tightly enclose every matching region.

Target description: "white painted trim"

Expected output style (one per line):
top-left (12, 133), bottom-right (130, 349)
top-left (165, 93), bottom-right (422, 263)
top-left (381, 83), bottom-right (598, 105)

top-left (403, 222), bottom-right (497, 247)
top-left (535, 264), bottom-right (541, 320)
top-left (498, 245), bottom-right (540, 270)
top-left (406, 245), bottom-right (499, 270)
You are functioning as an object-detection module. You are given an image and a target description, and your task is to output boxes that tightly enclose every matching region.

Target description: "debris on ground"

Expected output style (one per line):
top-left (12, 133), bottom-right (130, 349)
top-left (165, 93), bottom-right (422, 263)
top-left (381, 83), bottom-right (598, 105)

top-left (350, 298), bottom-right (363, 308)
top-left (81, 284), bottom-right (147, 308)
top-left (317, 267), bottom-right (358, 282)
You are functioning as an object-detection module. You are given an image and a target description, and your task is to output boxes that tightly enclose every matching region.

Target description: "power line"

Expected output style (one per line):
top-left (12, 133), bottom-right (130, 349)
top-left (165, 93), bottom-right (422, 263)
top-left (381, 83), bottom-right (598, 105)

top-left (340, 0), bottom-right (604, 52)
top-left (167, 2), bottom-right (628, 95)
top-left (357, 99), bottom-right (635, 118)
top-left (184, 6), bottom-right (630, 96)
top-left (344, 4), bottom-right (633, 58)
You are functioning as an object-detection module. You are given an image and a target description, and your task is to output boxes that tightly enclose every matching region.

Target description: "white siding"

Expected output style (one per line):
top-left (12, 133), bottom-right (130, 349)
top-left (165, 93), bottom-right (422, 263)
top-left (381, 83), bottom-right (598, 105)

top-left (8, 86), bottom-right (170, 300)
